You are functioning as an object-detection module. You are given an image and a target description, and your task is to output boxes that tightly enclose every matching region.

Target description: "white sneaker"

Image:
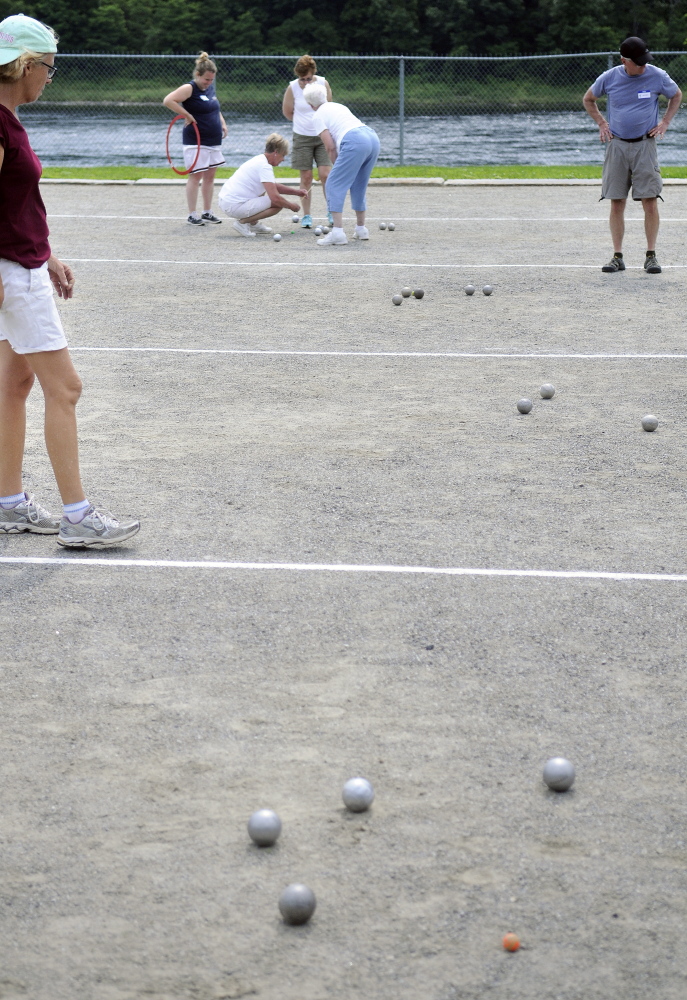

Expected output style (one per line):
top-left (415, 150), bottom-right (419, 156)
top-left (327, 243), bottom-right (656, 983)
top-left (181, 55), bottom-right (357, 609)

top-left (352, 227), bottom-right (369, 240)
top-left (232, 220), bottom-right (256, 238)
top-left (249, 222), bottom-right (273, 234)
top-left (57, 506), bottom-right (140, 548)
top-left (317, 229), bottom-right (348, 246)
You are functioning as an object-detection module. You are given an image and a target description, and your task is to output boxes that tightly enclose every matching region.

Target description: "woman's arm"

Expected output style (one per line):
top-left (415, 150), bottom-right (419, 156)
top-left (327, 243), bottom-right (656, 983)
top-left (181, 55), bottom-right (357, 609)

top-left (0, 144), bottom-right (4, 308)
top-left (163, 83), bottom-right (194, 121)
top-left (220, 113), bottom-right (228, 139)
top-left (325, 81), bottom-right (333, 102)
top-left (282, 85), bottom-right (294, 121)
top-left (47, 255), bottom-right (75, 299)
top-left (320, 129), bottom-right (337, 164)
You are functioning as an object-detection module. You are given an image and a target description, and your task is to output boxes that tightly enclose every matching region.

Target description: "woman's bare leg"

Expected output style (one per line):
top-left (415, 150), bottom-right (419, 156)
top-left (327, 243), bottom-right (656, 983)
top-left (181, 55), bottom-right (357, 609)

top-left (25, 348), bottom-right (85, 504)
top-left (0, 341), bottom-right (34, 496)
top-left (300, 169), bottom-right (313, 216)
top-left (186, 172), bottom-right (202, 214)
top-left (201, 167), bottom-right (218, 212)
top-left (318, 165), bottom-right (331, 212)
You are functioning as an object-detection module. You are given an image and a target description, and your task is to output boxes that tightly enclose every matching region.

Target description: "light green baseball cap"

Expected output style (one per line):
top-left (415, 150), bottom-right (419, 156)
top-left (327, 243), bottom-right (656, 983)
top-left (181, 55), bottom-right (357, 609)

top-left (0, 13), bottom-right (57, 66)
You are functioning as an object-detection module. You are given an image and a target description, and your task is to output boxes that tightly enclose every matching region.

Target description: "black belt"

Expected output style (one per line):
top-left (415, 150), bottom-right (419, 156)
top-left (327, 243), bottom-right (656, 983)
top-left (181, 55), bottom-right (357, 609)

top-left (617, 133), bottom-right (653, 143)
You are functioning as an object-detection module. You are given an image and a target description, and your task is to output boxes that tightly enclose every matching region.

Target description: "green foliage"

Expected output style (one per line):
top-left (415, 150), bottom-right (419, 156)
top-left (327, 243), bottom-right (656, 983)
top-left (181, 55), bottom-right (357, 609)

top-left (2, 0), bottom-right (685, 54)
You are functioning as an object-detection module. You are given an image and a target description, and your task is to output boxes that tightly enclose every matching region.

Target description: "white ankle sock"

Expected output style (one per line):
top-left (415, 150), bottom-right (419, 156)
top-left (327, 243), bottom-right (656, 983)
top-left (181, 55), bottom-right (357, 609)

top-left (0, 491), bottom-right (26, 509)
top-left (356, 224), bottom-right (367, 232)
top-left (63, 499), bottom-right (90, 523)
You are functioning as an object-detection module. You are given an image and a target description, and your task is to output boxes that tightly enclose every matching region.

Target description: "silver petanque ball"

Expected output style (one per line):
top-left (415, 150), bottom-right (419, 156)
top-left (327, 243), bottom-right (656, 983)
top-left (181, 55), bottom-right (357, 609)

top-left (464, 284), bottom-right (476, 296)
top-left (543, 757), bottom-right (575, 792)
top-left (642, 414), bottom-right (659, 432)
top-left (314, 226), bottom-right (323, 236)
top-left (392, 294), bottom-right (403, 306)
top-left (247, 809), bottom-right (282, 846)
top-left (482, 284), bottom-right (494, 295)
top-left (279, 883), bottom-right (316, 925)
top-left (379, 222), bottom-right (387, 230)
top-left (412, 288), bottom-right (425, 299)
top-left (540, 383), bottom-right (556, 399)
top-left (342, 776), bottom-right (375, 812)
top-left (401, 287), bottom-right (412, 297)
top-left (273, 233), bottom-right (282, 242)
top-left (291, 214), bottom-right (299, 223)
top-left (517, 398), bottom-right (533, 414)
top-left (388, 222), bottom-right (396, 231)
top-left (321, 226), bottom-right (330, 234)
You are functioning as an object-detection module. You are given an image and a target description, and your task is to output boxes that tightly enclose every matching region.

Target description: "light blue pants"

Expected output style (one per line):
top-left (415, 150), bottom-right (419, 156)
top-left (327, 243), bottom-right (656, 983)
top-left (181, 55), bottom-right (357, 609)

top-left (326, 126), bottom-right (380, 214)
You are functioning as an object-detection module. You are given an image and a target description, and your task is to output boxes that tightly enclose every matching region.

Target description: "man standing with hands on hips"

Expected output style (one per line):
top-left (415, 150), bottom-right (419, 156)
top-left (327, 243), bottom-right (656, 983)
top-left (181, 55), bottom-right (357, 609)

top-left (583, 37), bottom-right (681, 274)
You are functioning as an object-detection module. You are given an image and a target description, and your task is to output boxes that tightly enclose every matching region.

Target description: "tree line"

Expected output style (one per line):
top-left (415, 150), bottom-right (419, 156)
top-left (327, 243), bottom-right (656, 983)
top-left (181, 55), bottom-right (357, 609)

top-left (2, 0), bottom-right (686, 56)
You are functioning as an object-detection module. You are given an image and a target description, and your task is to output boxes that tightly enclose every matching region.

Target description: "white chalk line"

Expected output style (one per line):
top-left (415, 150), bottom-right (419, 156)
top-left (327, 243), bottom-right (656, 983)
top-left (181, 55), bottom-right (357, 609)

top-left (63, 257), bottom-right (687, 270)
top-left (51, 214), bottom-right (672, 223)
top-left (0, 555), bottom-right (685, 582)
top-left (69, 347), bottom-right (687, 360)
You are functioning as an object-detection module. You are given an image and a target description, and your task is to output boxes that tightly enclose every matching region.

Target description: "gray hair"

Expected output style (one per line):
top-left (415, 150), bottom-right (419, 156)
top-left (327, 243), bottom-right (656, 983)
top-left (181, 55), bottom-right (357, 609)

top-left (302, 83), bottom-right (327, 109)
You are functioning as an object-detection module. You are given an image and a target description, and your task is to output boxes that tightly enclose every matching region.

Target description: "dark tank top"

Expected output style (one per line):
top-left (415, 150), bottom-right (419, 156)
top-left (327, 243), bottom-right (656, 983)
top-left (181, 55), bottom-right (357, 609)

top-left (181, 80), bottom-right (222, 146)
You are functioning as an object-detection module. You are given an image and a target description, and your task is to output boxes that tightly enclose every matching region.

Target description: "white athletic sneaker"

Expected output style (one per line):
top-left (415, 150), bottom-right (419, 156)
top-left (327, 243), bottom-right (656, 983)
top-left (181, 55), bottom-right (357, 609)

top-left (57, 506), bottom-right (140, 548)
top-left (0, 493), bottom-right (60, 534)
top-left (232, 220), bottom-right (256, 238)
top-left (317, 229), bottom-right (348, 246)
top-left (352, 227), bottom-right (369, 240)
top-left (249, 222), bottom-right (273, 234)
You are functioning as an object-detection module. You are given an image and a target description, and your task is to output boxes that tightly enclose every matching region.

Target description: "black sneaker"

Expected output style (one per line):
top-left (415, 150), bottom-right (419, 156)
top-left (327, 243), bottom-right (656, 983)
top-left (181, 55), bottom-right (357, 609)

top-left (187, 215), bottom-right (205, 226)
top-left (201, 212), bottom-right (222, 224)
top-left (644, 254), bottom-right (662, 274)
top-left (602, 256), bottom-right (625, 272)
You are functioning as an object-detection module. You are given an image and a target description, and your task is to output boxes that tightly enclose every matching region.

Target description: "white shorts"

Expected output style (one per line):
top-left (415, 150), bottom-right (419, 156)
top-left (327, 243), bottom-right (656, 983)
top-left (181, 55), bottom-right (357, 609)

top-left (183, 144), bottom-right (225, 174)
top-left (0, 259), bottom-right (67, 355)
top-left (218, 192), bottom-right (271, 220)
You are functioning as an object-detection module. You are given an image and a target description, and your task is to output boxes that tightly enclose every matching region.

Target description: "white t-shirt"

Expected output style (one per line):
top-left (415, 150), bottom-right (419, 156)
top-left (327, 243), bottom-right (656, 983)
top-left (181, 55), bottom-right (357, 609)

top-left (219, 154), bottom-right (275, 204)
top-left (290, 75), bottom-right (327, 136)
top-left (311, 102), bottom-right (363, 150)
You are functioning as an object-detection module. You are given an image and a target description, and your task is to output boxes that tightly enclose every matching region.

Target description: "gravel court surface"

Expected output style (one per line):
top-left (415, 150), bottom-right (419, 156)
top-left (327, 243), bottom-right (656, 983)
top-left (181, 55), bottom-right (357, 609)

top-left (1, 184), bottom-right (687, 1000)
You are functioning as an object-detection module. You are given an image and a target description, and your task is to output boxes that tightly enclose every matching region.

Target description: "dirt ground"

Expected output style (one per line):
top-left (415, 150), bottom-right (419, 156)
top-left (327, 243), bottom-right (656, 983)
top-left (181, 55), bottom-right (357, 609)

top-left (1, 182), bottom-right (687, 1000)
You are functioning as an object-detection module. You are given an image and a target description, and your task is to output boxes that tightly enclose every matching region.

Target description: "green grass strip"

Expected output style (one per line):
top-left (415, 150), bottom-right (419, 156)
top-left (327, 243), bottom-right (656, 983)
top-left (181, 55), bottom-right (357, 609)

top-left (39, 164), bottom-right (687, 181)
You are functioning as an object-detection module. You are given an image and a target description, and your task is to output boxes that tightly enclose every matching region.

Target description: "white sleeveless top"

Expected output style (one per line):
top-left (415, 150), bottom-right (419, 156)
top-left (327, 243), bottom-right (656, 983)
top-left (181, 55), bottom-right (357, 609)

top-left (290, 75), bottom-right (327, 136)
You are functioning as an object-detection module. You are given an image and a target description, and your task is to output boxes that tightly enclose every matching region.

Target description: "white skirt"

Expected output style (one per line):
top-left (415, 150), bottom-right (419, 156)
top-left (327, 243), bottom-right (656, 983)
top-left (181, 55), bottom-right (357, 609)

top-left (182, 144), bottom-right (226, 173)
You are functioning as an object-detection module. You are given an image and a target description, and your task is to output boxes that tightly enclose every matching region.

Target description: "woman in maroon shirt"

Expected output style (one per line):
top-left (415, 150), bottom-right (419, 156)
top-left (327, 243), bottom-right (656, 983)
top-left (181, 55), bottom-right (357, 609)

top-left (0, 14), bottom-right (139, 547)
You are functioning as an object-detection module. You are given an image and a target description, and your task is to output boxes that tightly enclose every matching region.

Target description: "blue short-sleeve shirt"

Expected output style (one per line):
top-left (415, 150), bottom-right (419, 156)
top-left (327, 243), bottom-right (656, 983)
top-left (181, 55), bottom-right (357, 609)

top-left (591, 64), bottom-right (679, 139)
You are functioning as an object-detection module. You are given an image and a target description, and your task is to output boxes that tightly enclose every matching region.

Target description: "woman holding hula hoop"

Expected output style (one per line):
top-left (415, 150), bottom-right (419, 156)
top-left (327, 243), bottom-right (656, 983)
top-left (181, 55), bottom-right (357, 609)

top-left (282, 55), bottom-right (333, 228)
top-left (0, 14), bottom-right (139, 547)
top-left (163, 51), bottom-right (228, 226)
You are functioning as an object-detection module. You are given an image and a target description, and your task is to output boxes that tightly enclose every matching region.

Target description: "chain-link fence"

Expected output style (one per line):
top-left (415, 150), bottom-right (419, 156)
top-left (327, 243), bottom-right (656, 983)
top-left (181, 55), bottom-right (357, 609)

top-left (20, 52), bottom-right (687, 168)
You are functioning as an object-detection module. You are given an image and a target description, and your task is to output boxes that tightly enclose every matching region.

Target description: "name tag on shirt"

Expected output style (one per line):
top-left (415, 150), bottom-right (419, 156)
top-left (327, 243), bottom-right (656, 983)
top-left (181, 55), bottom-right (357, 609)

top-left (637, 90), bottom-right (651, 99)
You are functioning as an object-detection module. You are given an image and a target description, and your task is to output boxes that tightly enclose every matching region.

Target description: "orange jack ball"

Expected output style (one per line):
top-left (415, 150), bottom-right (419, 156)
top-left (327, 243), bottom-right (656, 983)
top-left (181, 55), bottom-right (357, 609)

top-left (502, 933), bottom-right (520, 952)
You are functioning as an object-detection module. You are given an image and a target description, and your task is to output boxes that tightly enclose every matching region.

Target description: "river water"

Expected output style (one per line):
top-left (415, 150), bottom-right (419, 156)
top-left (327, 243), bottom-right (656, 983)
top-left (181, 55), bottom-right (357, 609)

top-left (19, 107), bottom-right (687, 167)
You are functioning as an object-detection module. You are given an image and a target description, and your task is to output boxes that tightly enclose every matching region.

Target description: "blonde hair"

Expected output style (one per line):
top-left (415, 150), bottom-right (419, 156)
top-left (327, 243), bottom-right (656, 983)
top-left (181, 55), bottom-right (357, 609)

top-left (265, 132), bottom-right (289, 155)
top-left (294, 54), bottom-right (317, 78)
top-left (0, 18), bottom-right (58, 84)
top-left (194, 51), bottom-right (216, 76)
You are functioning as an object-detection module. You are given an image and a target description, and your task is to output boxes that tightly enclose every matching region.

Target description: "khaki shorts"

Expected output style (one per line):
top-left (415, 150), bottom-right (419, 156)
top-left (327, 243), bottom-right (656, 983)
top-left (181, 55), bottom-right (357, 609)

top-left (601, 136), bottom-right (663, 201)
top-left (291, 132), bottom-right (331, 171)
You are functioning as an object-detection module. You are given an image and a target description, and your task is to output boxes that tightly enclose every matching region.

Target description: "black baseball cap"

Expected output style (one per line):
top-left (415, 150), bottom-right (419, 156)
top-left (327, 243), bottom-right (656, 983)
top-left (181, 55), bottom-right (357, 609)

top-left (620, 36), bottom-right (652, 66)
